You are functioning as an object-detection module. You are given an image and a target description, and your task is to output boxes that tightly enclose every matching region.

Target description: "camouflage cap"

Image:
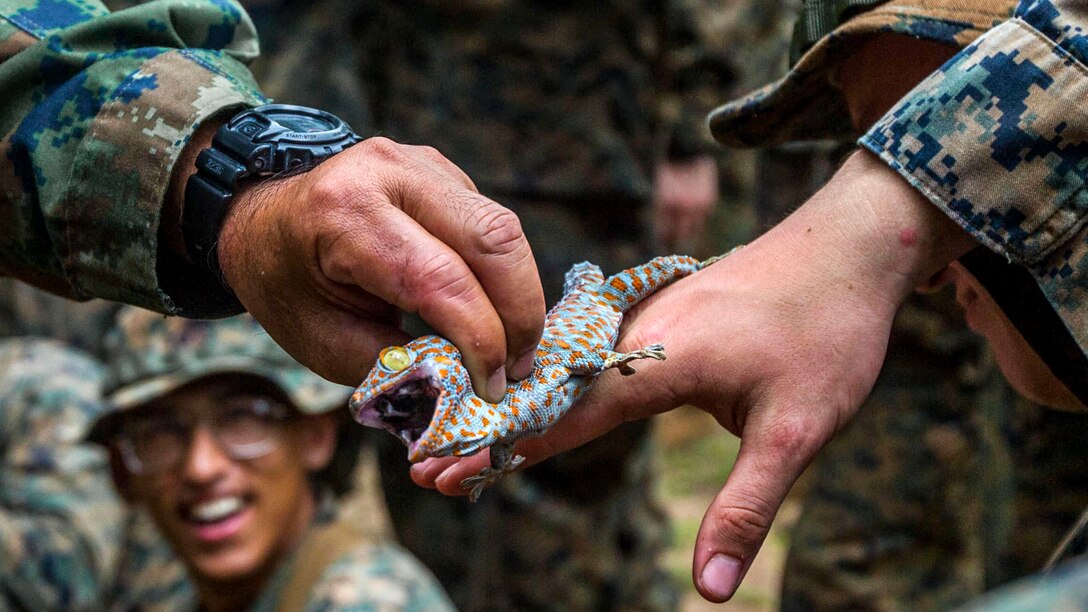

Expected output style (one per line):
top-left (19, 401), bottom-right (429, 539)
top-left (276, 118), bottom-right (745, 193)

top-left (708, 0), bottom-right (1015, 147)
top-left (98, 307), bottom-right (349, 420)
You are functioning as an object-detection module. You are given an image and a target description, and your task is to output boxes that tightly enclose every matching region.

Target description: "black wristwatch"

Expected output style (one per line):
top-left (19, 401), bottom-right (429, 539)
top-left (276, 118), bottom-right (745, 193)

top-left (183, 104), bottom-right (362, 277)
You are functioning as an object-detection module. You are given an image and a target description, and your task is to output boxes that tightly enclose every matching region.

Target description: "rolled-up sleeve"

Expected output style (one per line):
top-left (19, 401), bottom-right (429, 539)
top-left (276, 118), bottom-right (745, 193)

top-left (0, 0), bottom-right (265, 315)
top-left (860, 0), bottom-right (1088, 358)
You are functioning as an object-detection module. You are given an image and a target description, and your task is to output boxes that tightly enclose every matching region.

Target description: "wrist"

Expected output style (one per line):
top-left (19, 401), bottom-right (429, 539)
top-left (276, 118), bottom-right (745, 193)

top-left (178, 104), bottom-right (361, 289)
top-left (775, 150), bottom-right (976, 309)
top-left (215, 177), bottom-right (280, 297)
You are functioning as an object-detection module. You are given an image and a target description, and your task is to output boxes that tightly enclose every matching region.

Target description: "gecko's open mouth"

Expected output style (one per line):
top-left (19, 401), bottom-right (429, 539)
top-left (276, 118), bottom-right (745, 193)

top-left (363, 375), bottom-right (441, 449)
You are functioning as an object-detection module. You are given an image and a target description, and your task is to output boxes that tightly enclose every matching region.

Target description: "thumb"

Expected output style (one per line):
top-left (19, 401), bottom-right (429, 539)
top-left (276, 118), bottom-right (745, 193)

top-left (692, 418), bottom-right (818, 603)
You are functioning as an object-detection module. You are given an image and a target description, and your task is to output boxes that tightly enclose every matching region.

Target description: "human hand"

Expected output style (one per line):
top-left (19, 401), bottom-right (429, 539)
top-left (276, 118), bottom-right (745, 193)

top-left (216, 137), bottom-right (545, 400)
top-left (652, 156), bottom-right (718, 252)
top-left (413, 151), bottom-right (977, 601)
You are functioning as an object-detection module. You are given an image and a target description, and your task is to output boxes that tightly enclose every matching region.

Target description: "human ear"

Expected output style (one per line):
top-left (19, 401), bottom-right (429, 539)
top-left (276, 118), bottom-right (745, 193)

top-left (300, 413), bottom-right (338, 471)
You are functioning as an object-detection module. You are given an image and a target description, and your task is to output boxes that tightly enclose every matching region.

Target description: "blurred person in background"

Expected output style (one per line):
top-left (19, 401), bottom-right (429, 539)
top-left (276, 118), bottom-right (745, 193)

top-left (0, 337), bottom-right (129, 609)
top-left (86, 308), bottom-right (453, 611)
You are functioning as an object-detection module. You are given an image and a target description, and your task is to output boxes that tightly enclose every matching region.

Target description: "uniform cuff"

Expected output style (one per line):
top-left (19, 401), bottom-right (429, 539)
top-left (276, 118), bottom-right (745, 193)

top-left (860, 17), bottom-right (1088, 266)
top-left (62, 49), bottom-right (263, 315)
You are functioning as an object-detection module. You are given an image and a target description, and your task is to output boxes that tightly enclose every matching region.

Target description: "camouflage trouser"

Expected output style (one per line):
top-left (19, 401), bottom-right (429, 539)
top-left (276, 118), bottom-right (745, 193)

top-left (378, 197), bottom-right (679, 612)
top-left (780, 298), bottom-right (1088, 611)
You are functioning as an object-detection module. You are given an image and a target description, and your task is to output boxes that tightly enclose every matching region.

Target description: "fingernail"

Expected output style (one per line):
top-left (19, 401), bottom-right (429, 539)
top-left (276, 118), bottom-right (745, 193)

top-left (485, 366), bottom-right (507, 402)
top-left (700, 554), bottom-right (742, 601)
top-left (509, 350), bottom-right (536, 380)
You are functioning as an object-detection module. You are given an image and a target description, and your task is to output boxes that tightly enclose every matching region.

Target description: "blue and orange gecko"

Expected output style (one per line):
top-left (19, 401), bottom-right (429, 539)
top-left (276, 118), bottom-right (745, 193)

top-left (350, 252), bottom-right (732, 501)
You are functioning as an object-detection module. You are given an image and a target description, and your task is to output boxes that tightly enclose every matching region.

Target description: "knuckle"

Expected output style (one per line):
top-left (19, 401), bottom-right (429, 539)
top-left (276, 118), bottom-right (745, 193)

top-left (763, 413), bottom-right (828, 461)
top-left (709, 502), bottom-right (774, 547)
top-left (465, 200), bottom-right (529, 258)
top-left (308, 173), bottom-right (361, 211)
top-left (411, 144), bottom-right (447, 164)
top-left (358, 136), bottom-right (403, 161)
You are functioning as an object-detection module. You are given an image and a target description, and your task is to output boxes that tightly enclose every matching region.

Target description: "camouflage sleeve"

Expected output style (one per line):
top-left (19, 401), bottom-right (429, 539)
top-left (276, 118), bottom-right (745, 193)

top-left (0, 338), bottom-right (124, 610)
top-left (305, 542), bottom-right (456, 612)
top-left (0, 0), bottom-right (265, 316)
top-left (860, 0), bottom-right (1088, 362)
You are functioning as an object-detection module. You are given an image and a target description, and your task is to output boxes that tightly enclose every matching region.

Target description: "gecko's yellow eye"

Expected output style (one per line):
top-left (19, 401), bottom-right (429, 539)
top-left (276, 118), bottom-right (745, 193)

top-left (379, 346), bottom-right (413, 372)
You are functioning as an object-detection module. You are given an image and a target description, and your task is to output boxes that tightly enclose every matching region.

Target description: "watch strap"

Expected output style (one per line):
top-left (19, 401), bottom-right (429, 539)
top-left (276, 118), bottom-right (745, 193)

top-left (183, 143), bottom-right (250, 283)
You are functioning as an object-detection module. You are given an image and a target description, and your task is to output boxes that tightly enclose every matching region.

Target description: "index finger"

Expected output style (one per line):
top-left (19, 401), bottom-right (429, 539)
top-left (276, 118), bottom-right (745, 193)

top-left (386, 161), bottom-right (546, 382)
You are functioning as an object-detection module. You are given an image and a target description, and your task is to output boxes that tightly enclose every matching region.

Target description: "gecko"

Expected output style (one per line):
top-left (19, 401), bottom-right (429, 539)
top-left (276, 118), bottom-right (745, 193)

top-left (349, 252), bottom-right (732, 501)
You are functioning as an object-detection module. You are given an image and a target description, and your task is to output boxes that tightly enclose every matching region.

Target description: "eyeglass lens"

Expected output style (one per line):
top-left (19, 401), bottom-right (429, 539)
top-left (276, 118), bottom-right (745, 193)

top-left (120, 396), bottom-right (290, 474)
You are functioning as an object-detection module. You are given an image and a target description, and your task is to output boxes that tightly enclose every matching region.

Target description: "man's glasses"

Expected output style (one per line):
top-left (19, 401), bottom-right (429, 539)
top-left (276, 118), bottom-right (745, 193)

top-left (117, 395), bottom-right (293, 475)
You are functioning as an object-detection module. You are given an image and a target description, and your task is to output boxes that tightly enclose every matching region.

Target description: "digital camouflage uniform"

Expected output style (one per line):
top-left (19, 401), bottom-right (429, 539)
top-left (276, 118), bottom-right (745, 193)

top-left (241, 1), bottom-right (743, 609)
top-left (0, 269), bottom-right (198, 609)
top-left (0, 0), bottom-right (265, 318)
top-left (0, 1), bottom-right (779, 608)
top-left (0, 337), bottom-right (121, 610)
top-left (710, 0), bottom-right (1088, 609)
top-left (91, 307), bottom-right (456, 611)
top-left (749, 78), bottom-right (1088, 612)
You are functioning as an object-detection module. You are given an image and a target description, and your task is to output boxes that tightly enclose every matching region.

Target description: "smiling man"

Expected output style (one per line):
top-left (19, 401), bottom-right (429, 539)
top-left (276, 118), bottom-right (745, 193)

top-left (88, 308), bottom-right (453, 611)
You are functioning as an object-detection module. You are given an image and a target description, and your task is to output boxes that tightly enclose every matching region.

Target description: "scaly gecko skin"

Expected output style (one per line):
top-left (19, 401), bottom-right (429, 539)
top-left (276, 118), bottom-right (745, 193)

top-left (349, 253), bottom-right (729, 501)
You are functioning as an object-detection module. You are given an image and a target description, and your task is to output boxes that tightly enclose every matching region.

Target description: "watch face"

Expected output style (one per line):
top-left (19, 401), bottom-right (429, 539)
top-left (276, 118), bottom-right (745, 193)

top-left (267, 111), bottom-right (335, 133)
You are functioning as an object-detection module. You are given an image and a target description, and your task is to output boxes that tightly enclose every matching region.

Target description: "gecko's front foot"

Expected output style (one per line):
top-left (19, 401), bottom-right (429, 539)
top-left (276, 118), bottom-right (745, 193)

top-left (461, 454), bottom-right (525, 502)
top-left (605, 344), bottom-right (666, 375)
